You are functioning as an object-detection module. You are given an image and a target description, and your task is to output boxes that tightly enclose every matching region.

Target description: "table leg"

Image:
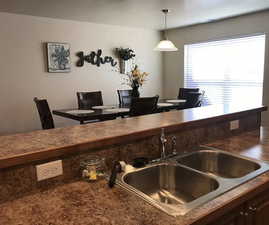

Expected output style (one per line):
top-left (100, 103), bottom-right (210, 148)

top-left (80, 121), bottom-right (84, 125)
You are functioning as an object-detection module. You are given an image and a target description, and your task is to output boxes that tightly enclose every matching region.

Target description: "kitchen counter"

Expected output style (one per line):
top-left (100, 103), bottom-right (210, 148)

top-left (0, 104), bottom-right (266, 169)
top-left (1, 127), bottom-right (269, 225)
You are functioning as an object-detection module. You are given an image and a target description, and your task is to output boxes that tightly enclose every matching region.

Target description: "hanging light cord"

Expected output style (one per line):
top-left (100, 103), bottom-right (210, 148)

top-left (163, 9), bottom-right (168, 40)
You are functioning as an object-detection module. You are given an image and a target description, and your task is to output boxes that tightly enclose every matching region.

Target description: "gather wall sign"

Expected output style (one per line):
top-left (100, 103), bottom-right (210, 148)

top-left (76, 49), bottom-right (117, 68)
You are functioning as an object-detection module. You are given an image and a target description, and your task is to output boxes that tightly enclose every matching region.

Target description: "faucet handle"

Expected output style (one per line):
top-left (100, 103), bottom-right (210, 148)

top-left (172, 136), bottom-right (177, 155)
top-left (172, 136), bottom-right (176, 144)
top-left (160, 128), bottom-right (167, 143)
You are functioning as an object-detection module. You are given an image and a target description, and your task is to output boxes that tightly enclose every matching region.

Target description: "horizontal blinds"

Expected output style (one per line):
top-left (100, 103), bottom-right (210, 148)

top-left (184, 34), bottom-right (266, 106)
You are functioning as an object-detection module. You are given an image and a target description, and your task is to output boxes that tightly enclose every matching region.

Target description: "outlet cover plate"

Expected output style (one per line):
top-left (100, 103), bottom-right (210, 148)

top-left (36, 160), bottom-right (63, 181)
top-left (230, 120), bottom-right (239, 130)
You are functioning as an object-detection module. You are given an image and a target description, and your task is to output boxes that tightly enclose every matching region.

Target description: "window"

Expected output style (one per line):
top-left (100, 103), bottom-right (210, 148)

top-left (184, 34), bottom-right (266, 106)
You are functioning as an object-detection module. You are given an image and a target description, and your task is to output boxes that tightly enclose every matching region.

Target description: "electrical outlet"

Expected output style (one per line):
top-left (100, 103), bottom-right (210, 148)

top-left (36, 160), bottom-right (63, 181)
top-left (230, 120), bottom-right (239, 130)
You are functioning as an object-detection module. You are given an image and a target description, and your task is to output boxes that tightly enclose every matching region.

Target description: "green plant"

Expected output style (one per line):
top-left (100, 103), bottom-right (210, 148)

top-left (116, 48), bottom-right (136, 61)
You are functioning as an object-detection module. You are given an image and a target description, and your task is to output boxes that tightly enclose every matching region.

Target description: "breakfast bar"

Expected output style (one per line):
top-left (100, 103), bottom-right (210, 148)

top-left (0, 105), bottom-right (268, 225)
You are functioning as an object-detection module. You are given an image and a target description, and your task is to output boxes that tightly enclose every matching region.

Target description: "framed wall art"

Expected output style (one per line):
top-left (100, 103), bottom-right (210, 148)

top-left (46, 42), bottom-right (71, 73)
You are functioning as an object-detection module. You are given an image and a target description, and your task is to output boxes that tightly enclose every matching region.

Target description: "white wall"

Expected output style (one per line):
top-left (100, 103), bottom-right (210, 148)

top-left (0, 12), bottom-right (162, 135)
top-left (163, 11), bottom-right (269, 124)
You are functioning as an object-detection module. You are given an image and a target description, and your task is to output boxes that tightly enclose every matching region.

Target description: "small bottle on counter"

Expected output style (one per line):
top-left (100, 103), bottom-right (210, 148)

top-left (80, 156), bottom-right (107, 182)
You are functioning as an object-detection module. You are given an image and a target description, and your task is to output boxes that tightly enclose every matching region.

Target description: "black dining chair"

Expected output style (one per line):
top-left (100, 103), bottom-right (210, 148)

top-left (117, 89), bottom-right (133, 107)
top-left (77, 91), bottom-right (103, 109)
top-left (33, 97), bottom-right (55, 130)
top-left (197, 90), bottom-right (205, 107)
top-left (129, 95), bottom-right (159, 117)
top-left (178, 88), bottom-right (199, 99)
top-left (184, 92), bottom-right (202, 109)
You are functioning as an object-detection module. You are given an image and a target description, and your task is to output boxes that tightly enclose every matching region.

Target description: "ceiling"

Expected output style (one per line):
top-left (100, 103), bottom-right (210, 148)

top-left (0, 0), bottom-right (269, 30)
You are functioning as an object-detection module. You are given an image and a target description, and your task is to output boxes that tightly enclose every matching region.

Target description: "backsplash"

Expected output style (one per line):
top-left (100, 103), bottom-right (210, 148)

top-left (0, 112), bottom-right (261, 204)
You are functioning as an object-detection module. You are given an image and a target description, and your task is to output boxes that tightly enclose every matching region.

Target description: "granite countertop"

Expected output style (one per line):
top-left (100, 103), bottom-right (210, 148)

top-left (1, 127), bottom-right (269, 225)
top-left (0, 104), bottom-right (266, 169)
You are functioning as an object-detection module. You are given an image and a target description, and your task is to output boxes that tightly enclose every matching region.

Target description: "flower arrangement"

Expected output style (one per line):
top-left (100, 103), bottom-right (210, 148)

top-left (116, 48), bottom-right (136, 61)
top-left (123, 65), bottom-right (149, 88)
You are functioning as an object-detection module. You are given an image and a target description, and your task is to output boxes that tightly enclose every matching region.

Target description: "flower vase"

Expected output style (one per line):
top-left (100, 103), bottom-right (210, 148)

top-left (132, 86), bottom-right (140, 98)
top-left (119, 59), bottom-right (127, 74)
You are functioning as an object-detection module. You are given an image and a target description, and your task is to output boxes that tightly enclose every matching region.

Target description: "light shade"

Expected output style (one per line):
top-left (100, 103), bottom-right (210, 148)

top-left (154, 40), bottom-right (178, 51)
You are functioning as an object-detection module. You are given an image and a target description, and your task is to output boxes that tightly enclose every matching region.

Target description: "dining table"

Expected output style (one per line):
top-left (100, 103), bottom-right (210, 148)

top-left (52, 99), bottom-right (187, 124)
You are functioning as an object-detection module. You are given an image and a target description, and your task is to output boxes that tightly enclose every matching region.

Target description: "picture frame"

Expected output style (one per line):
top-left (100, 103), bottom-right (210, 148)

top-left (46, 42), bottom-right (71, 73)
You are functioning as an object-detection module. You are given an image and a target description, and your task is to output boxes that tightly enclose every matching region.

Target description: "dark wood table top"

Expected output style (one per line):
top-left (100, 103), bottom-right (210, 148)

top-left (53, 108), bottom-right (125, 123)
top-left (52, 99), bottom-right (187, 123)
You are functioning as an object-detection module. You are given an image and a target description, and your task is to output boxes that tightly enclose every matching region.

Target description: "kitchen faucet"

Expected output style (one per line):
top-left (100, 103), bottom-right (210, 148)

top-left (160, 128), bottom-right (167, 159)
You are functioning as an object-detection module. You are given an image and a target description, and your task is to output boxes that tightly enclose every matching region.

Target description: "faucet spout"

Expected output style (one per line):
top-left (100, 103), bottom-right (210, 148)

top-left (160, 128), bottom-right (167, 159)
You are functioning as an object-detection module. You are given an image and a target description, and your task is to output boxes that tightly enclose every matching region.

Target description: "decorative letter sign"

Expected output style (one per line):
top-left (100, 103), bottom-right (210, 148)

top-left (76, 49), bottom-right (117, 68)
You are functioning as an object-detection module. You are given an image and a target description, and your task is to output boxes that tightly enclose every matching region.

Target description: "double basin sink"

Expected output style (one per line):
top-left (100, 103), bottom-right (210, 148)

top-left (116, 147), bottom-right (269, 216)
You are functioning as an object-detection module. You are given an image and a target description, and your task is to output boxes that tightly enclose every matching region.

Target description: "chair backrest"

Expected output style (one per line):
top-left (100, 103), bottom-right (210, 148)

top-left (129, 95), bottom-right (159, 117)
top-left (197, 90), bottom-right (205, 107)
top-left (77, 91), bottom-right (103, 109)
top-left (178, 88), bottom-right (199, 99)
top-left (185, 92), bottom-right (202, 109)
top-left (33, 97), bottom-right (55, 130)
top-left (117, 89), bottom-right (133, 107)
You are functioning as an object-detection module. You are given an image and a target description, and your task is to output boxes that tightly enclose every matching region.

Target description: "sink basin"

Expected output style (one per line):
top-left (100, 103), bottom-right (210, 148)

top-left (115, 147), bottom-right (269, 216)
top-left (123, 164), bottom-right (218, 205)
top-left (177, 150), bottom-right (261, 178)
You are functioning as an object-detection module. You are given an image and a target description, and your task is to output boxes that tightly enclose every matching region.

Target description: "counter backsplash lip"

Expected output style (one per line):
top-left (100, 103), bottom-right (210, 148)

top-left (0, 104), bottom-right (266, 170)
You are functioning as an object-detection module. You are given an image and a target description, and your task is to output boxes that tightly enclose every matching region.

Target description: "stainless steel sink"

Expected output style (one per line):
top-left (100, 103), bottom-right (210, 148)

top-left (115, 147), bottom-right (269, 216)
top-left (123, 164), bottom-right (219, 204)
top-left (177, 150), bottom-right (261, 178)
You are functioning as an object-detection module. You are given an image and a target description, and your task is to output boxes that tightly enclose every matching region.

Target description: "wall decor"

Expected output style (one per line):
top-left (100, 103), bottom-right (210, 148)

top-left (76, 49), bottom-right (117, 68)
top-left (46, 42), bottom-right (71, 73)
top-left (116, 48), bottom-right (135, 74)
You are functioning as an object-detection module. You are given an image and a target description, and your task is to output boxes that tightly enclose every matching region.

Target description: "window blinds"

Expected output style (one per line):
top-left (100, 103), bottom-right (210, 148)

top-left (184, 34), bottom-right (266, 106)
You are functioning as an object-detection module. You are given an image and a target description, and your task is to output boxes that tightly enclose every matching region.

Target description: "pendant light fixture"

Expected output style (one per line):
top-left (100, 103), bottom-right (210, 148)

top-left (154, 9), bottom-right (178, 52)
